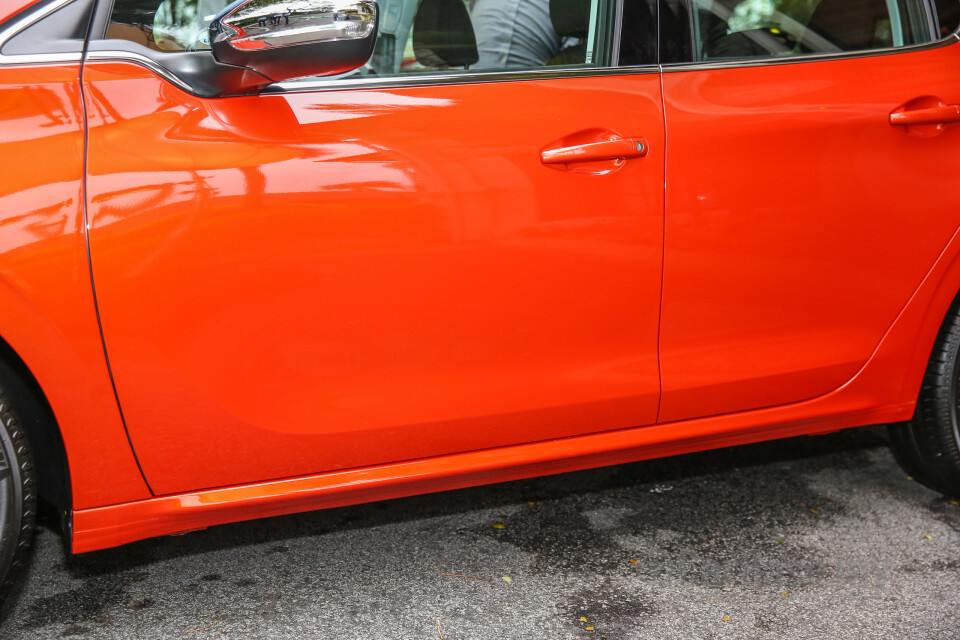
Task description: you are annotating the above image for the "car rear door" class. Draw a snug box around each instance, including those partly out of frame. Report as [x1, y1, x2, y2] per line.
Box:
[657, 0, 960, 423]
[83, 0, 665, 494]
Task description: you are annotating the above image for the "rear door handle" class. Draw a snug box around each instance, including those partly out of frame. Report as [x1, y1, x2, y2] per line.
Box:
[890, 98, 960, 127]
[540, 137, 648, 164]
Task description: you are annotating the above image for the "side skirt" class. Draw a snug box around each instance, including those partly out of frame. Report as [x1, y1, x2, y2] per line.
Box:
[72, 393, 910, 553]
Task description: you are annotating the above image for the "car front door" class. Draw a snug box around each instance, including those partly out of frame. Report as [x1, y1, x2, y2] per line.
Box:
[657, 0, 960, 423]
[83, 0, 665, 494]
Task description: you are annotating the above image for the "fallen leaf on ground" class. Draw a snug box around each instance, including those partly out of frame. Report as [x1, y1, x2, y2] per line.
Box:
[492, 523, 505, 529]
[580, 617, 588, 623]
[502, 576, 512, 582]
[924, 535, 933, 540]
[781, 592, 789, 597]
[721, 617, 731, 622]
[629, 559, 637, 565]
[809, 509, 820, 514]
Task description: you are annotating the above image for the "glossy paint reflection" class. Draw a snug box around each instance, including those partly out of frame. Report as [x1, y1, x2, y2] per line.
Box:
[659, 43, 960, 423]
[0, 66, 150, 508]
[84, 64, 665, 495]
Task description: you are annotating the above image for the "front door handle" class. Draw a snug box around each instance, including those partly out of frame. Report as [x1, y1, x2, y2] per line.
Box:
[540, 137, 648, 164]
[890, 97, 960, 130]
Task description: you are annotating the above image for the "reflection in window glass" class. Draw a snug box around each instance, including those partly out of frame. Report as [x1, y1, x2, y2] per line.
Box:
[692, 0, 933, 61]
[153, 0, 228, 49]
[106, 0, 232, 50]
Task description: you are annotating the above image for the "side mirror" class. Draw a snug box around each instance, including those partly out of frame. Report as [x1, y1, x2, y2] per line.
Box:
[209, 0, 378, 92]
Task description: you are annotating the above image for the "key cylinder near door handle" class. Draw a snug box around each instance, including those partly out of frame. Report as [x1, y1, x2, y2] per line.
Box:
[540, 137, 648, 164]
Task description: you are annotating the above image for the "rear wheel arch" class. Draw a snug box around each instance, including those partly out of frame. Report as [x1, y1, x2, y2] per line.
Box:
[875, 226, 960, 411]
[888, 249, 960, 495]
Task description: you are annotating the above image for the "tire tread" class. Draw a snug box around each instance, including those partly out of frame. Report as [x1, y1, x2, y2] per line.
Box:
[0, 387, 36, 600]
[889, 297, 960, 497]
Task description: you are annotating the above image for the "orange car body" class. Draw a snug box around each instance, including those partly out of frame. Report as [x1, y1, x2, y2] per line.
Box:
[1, 0, 959, 553]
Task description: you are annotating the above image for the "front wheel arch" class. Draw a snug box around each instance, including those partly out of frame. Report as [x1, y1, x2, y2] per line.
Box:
[0, 337, 71, 548]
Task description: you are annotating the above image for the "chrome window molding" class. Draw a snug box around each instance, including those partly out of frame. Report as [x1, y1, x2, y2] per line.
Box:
[85, 50, 195, 92]
[77, 49, 658, 96]
[0, 0, 81, 64]
[267, 65, 660, 93]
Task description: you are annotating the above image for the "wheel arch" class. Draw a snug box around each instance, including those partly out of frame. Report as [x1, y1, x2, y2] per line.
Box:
[0, 259, 152, 516]
[876, 224, 960, 410]
[0, 333, 72, 545]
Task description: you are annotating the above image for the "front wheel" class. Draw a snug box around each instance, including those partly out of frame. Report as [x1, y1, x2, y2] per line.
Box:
[0, 386, 36, 600]
[889, 297, 960, 497]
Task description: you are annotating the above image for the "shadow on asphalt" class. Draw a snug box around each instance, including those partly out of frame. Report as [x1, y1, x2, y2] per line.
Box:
[56, 426, 892, 579]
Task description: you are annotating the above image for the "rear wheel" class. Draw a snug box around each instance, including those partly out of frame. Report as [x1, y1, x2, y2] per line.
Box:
[889, 297, 960, 497]
[0, 387, 36, 600]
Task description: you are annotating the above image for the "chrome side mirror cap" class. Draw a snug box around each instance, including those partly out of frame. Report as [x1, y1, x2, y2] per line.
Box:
[209, 0, 378, 92]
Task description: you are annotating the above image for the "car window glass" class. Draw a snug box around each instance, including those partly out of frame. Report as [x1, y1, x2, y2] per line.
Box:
[934, 0, 960, 36]
[691, 0, 933, 61]
[105, 0, 223, 50]
[104, 0, 640, 73]
[617, 0, 660, 65]
[657, 0, 692, 63]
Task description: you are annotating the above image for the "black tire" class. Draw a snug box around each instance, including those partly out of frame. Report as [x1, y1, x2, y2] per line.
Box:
[0, 386, 36, 600]
[889, 296, 960, 497]
[888, 419, 933, 483]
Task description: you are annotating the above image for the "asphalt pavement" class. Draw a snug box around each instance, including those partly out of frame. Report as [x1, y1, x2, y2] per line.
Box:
[0, 425, 957, 639]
